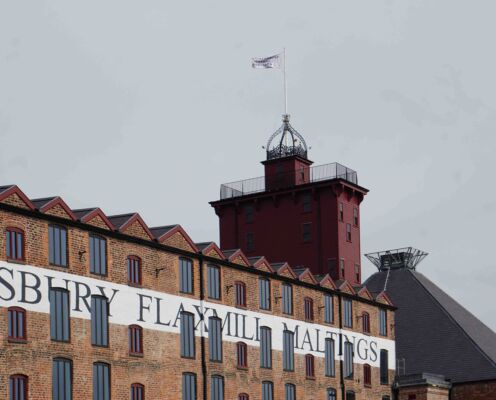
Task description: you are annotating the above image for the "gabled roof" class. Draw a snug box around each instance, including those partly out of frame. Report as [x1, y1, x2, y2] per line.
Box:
[293, 268, 318, 285]
[72, 207, 114, 230]
[365, 268, 496, 383]
[222, 249, 250, 266]
[248, 256, 274, 273]
[150, 225, 198, 252]
[107, 213, 154, 240]
[316, 274, 337, 290]
[149, 225, 178, 240]
[274, 262, 297, 279]
[31, 196, 76, 221]
[336, 279, 355, 294]
[196, 242, 224, 259]
[0, 185, 35, 210]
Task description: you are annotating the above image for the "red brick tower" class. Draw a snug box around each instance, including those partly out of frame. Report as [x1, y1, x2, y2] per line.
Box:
[210, 115, 368, 283]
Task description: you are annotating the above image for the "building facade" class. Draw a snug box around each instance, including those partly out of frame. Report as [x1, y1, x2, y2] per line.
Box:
[0, 184, 395, 399]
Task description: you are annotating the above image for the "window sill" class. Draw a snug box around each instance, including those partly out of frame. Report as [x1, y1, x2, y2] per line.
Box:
[6, 259, 26, 265]
[49, 263, 69, 269]
[237, 366, 248, 370]
[128, 282, 143, 288]
[306, 376, 316, 381]
[364, 384, 372, 388]
[8, 338, 27, 344]
[129, 352, 144, 358]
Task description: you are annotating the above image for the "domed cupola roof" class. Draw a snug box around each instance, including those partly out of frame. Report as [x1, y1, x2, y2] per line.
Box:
[266, 114, 308, 161]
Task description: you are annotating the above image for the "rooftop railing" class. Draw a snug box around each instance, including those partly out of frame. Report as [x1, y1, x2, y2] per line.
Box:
[219, 162, 358, 200]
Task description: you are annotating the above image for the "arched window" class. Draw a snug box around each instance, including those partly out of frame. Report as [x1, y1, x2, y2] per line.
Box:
[127, 256, 142, 285]
[346, 390, 356, 400]
[8, 307, 27, 341]
[239, 394, 249, 400]
[129, 325, 143, 355]
[9, 374, 28, 400]
[304, 297, 314, 321]
[305, 354, 315, 378]
[363, 363, 372, 386]
[327, 388, 337, 400]
[6, 227, 25, 262]
[237, 342, 248, 368]
[235, 281, 247, 307]
[53, 358, 72, 399]
[131, 383, 144, 400]
[362, 312, 370, 334]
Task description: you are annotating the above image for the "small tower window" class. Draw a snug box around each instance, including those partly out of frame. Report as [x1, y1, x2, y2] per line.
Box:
[353, 207, 359, 226]
[339, 203, 344, 221]
[346, 224, 352, 242]
[302, 223, 312, 242]
[362, 312, 370, 334]
[303, 193, 312, 212]
[340, 259, 345, 279]
[355, 264, 360, 283]
[246, 233, 254, 252]
[245, 204, 254, 223]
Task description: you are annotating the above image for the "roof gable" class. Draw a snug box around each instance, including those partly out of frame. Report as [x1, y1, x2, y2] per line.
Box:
[152, 225, 198, 252]
[318, 274, 337, 290]
[375, 291, 394, 306]
[297, 268, 318, 285]
[197, 242, 224, 259]
[108, 213, 153, 240]
[248, 257, 274, 273]
[223, 249, 250, 267]
[276, 263, 297, 279]
[357, 286, 374, 301]
[73, 208, 114, 230]
[338, 280, 355, 294]
[31, 196, 76, 220]
[0, 185, 35, 210]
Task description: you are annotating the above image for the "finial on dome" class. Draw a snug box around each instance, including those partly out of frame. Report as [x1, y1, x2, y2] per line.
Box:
[265, 114, 308, 161]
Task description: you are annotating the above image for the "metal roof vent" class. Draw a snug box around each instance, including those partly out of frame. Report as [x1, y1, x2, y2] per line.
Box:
[265, 114, 308, 160]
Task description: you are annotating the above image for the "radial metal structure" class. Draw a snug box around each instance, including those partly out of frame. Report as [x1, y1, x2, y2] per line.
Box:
[365, 247, 428, 272]
[266, 114, 308, 160]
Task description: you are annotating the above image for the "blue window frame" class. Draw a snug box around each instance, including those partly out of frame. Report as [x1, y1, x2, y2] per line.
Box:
[283, 330, 294, 371]
[324, 294, 333, 324]
[93, 362, 110, 400]
[260, 326, 272, 368]
[211, 375, 224, 400]
[379, 309, 388, 336]
[380, 349, 389, 384]
[180, 312, 195, 358]
[50, 288, 70, 342]
[282, 283, 293, 315]
[49, 225, 68, 267]
[209, 317, 222, 362]
[259, 278, 271, 310]
[285, 384, 295, 400]
[180, 258, 193, 294]
[207, 265, 220, 300]
[53, 358, 72, 400]
[89, 235, 107, 276]
[325, 338, 335, 377]
[344, 341, 354, 379]
[327, 388, 337, 400]
[262, 381, 273, 400]
[343, 298, 353, 328]
[182, 373, 196, 400]
[91, 296, 109, 347]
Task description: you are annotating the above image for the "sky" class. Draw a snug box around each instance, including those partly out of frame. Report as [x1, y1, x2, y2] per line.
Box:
[1, 1, 495, 331]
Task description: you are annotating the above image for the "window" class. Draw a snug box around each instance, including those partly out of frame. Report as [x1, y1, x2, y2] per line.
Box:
[235, 281, 246, 307]
[344, 341, 354, 378]
[354, 264, 360, 283]
[327, 388, 337, 400]
[282, 283, 293, 315]
[363, 364, 371, 386]
[305, 354, 315, 378]
[9, 375, 28, 400]
[179, 258, 193, 294]
[346, 223, 352, 242]
[324, 294, 333, 324]
[93, 362, 110, 400]
[362, 312, 370, 334]
[325, 338, 335, 377]
[343, 298, 353, 328]
[340, 259, 345, 279]
[89, 235, 107, 276]
[245, 204, 254, 223]
[237, 342, 247, 368]
[49, 225, 68, 267]
[302, 223, 311, 242]
[53, 358, 72, 400]
[285, 384, 295, 400]
[207, 265, 221, 300]
[91, 295, 108, 347]
[339, 203, 344, 221]
[384, 397, 392, 400]
[239, 394, 249, 400]
[209, 317, 222, 362]
[211, 375, 224, 400]
[6, 227, 24, 262]
[346, 391, 356, 400]
[127, 256, 142, 286]
[49, 288, 70, 342]
[379, 309, 388, 336]
[380, 349, 389, 384]
[8, 307, 26, 341]
[180, 312, 195, 358]
[259, 326, 272, 368]
[353, 207, 359, 226]
[283, 330, 294, 371]
[129, 325, 143, 355]
[304, 297, 314, 321]
[131, 384, 144, 400]
[259, 278, 271, 310]
[303, 193, 312, 212]
[262, 381, 273, 400]
[246, 233, 254, 252]
[182, 373, 196, 400]
[328, 258, 337, 276]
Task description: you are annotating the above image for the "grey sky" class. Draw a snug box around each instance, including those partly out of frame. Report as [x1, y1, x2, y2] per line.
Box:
[1, 1, 495, 330]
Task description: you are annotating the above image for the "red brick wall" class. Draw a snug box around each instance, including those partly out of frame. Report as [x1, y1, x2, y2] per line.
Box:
[451, 381, 496, 400]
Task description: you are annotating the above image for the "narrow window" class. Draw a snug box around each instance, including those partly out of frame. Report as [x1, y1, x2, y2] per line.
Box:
[339, 203, 344, 221]
[262, 381, 273, 400]
[259, 326, 272, 368]
[127, 256, 142, 286]
[346, 223, 352, 242]
[283, 330, 294, 371]
[207, 265, 221, 300]
[259, 278, 271, 310]
[6, 227, 24, 262]
[379, 309, 388, 336]
[282, 283, 293, 315]
[129, 325, 143, 355]
[182, 373, 196, 400]
[362, 312, 370, 334]
[354, 264, 360, 283]
[302, 223, 311, 242]
[304, 297, 314, 321]
[380, 349, 389, 384]
[246, 232, 254, 252]
[53, 358, 72, 400]
[305, 354, 315, 378]
[180, 312, 195, 358]
[346, 391, 356, 400]
[239, 394, 249, 400]
[93, 362, 110, 400]
[344, 341, 354, 379]
[285, 384, 295, 400]
[180, 258, 193, 294]
[324, 294, 333, 324]
[328, 258, 337, 276]
[343, 298, 353, 328]
[325, 338, 335, 377]
[340, 258, 345, 279]
[131, 383, 144, 400]
[211, 375, 224, 400]
[353, 207, 359, 226]
[303, 193, 312, 212]
[49, 225, 68, 267]
[245, 204, 254, 223]
[91, 295, 109, 347]
[89, 235, 107, 276]
[327, 388, 337, 400]
[9, 375, 28, 400]
[237, 342, 247, 368]
[363, 364, 371, 387]
[49, 288, 70, 342]
[8, 307, 27, 341]
[208, 317, 222, 362]
[235, 281, 246, 307]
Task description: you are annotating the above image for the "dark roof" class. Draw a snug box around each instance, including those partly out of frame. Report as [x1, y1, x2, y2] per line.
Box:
[222, 249, 239, 258]
[107, 213, 136, 230]
[195, 242, 214, 251]
[31, 197, 57, 209]
[0, 185, 14, 192]
[149, 225, 178, 239]
[72, 208, 97, 220]
[364, 268, 496, 383]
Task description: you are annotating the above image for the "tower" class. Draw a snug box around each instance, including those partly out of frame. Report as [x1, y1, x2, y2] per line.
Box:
[210, 115, 368, 283]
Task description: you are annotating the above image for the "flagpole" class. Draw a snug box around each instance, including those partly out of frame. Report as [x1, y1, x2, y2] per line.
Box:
[283, 47, 288, 115]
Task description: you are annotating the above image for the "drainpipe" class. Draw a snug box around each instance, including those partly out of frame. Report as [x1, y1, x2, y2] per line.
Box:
[199, 256, 208, 400]
[338, 293, 345, 400]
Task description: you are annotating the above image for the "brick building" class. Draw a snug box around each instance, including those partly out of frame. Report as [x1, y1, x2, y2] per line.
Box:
[0, 182, 396, 399]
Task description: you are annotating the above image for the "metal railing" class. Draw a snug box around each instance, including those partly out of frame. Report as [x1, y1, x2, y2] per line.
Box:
[220, 162, 358, 200]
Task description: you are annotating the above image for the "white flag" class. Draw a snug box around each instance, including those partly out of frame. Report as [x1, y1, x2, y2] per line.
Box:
[252, 53, 282, 69]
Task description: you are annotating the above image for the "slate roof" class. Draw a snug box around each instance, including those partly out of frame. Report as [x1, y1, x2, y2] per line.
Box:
[364, 268, 496, 383]
[72, 208, 98, 220]
[107, 213, 136, 230]
[149, 225, 178, 239]
[31, 197, 57, 209]
[195, 242, 214, 251]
